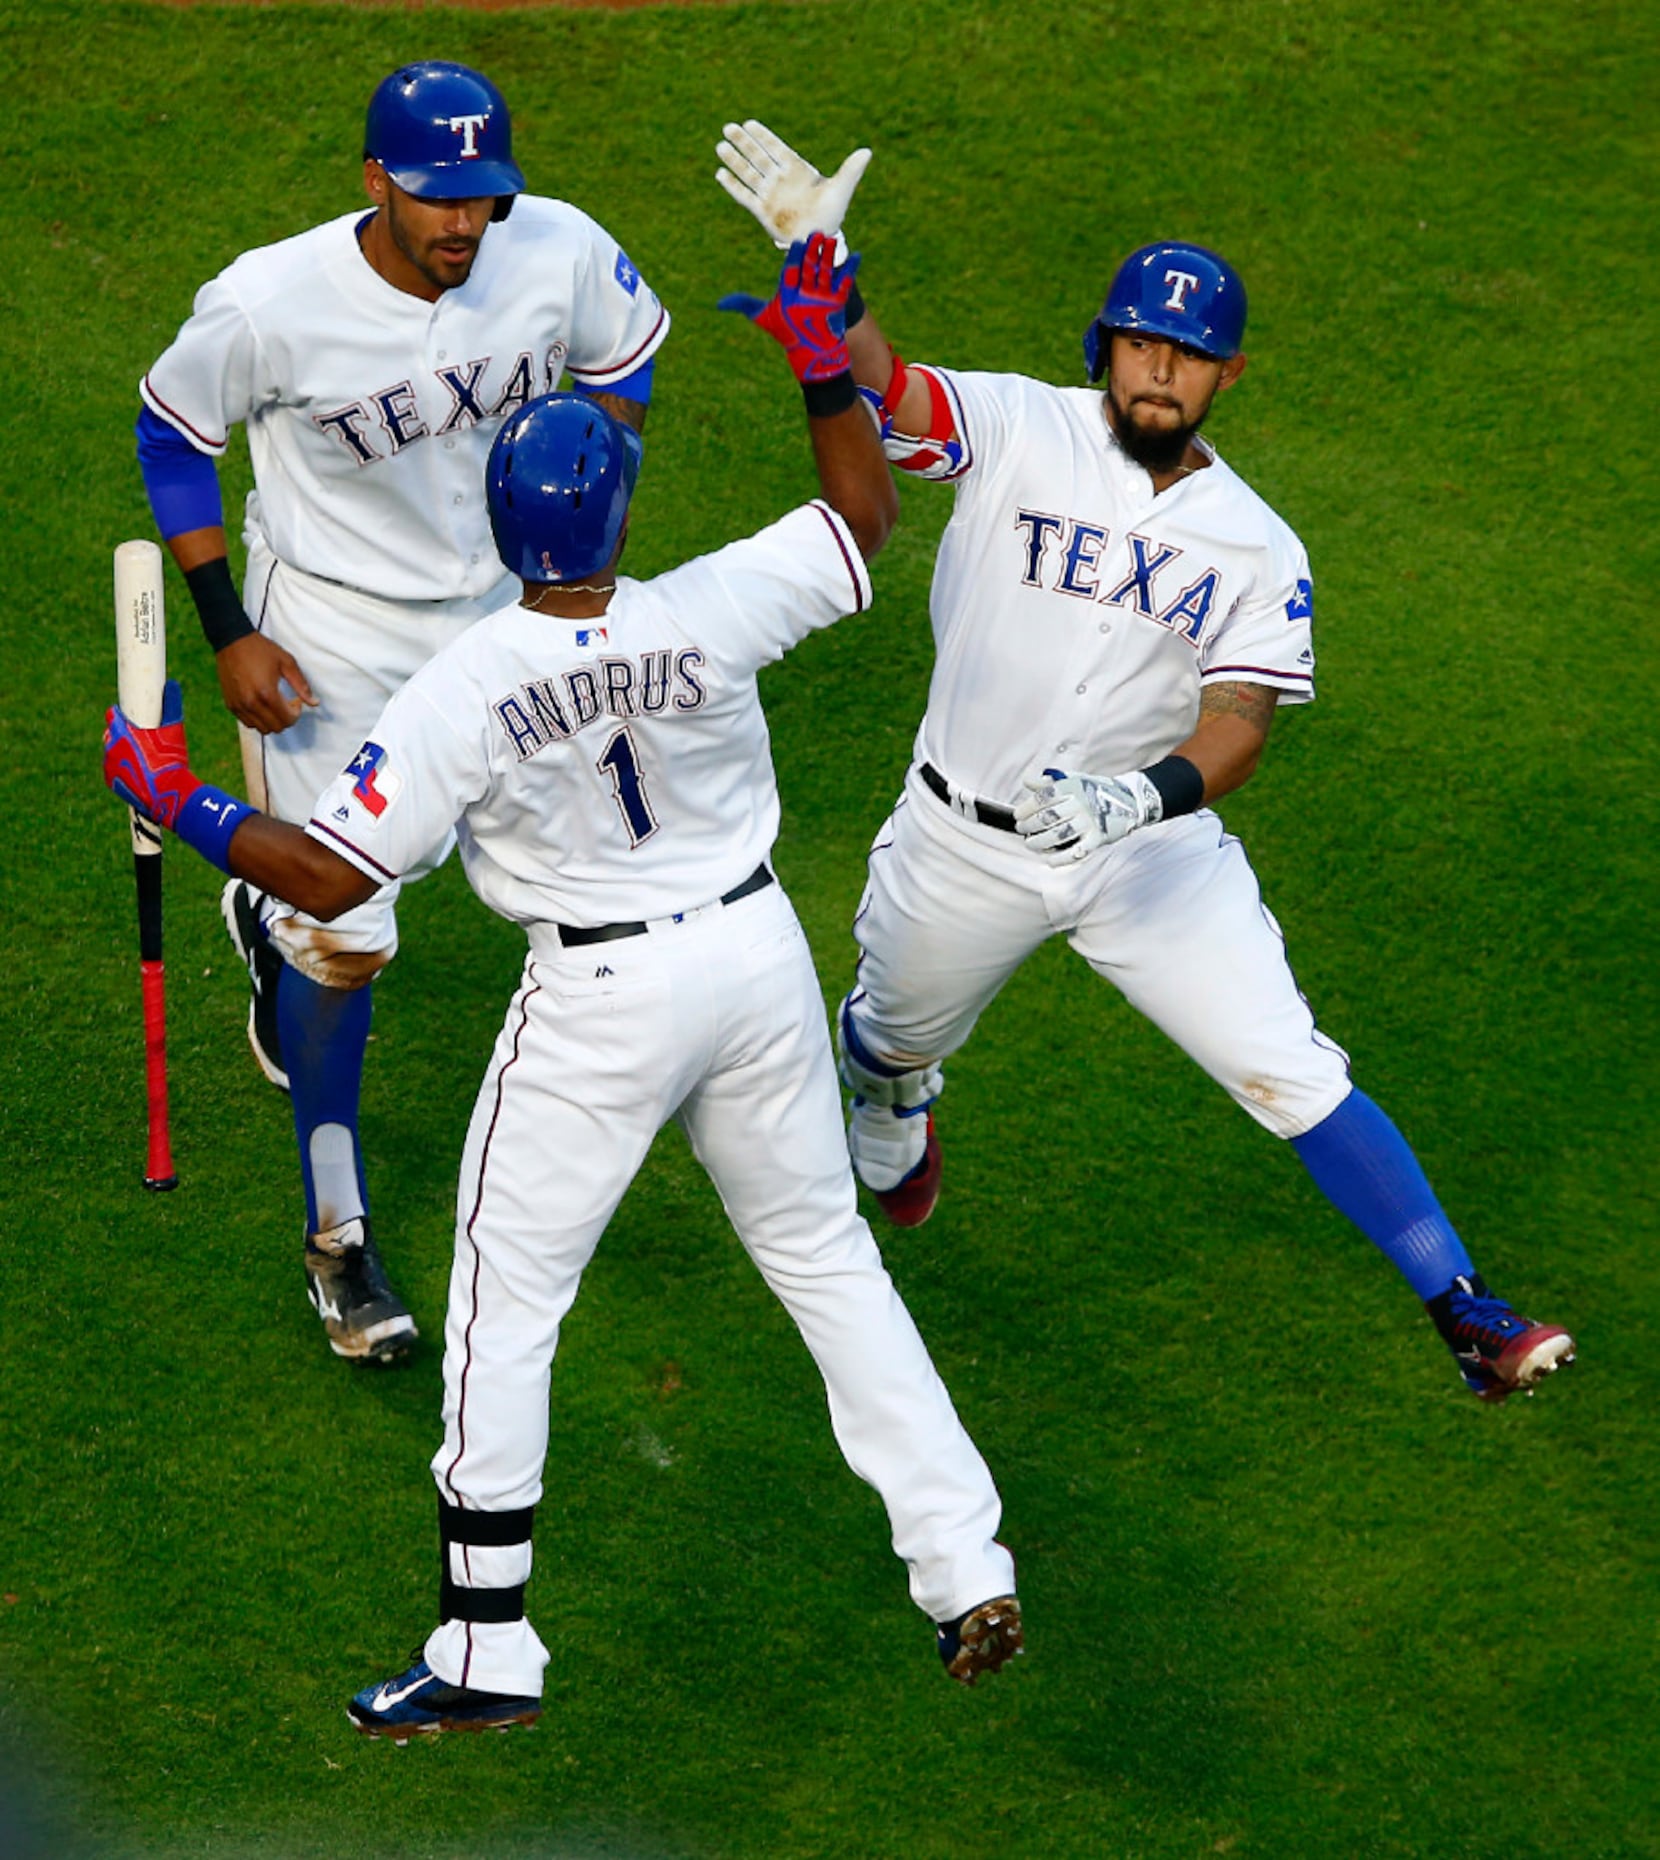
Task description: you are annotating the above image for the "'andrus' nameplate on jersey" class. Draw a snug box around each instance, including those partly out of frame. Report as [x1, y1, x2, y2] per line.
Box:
[494, 648, 708, 761]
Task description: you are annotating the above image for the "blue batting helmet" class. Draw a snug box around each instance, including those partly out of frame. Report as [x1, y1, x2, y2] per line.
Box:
[364, 62, 525, 219]
[487, 394, 644, 584]
[1083, 243, 1247, 379]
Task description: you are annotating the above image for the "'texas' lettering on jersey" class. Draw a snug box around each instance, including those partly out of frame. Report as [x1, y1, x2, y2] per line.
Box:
[493, 648, 707, 762]
[311, 343, 570, 466]
[1013, 510, 1221, 646]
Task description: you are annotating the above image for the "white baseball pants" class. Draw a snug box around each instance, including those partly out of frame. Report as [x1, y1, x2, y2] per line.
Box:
[424, 880, 1014, 1697]
[849, 767, 1352, 1146]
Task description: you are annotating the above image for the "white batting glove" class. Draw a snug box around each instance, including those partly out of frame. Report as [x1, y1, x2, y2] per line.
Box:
[1014, 768, 1163, 863]
[715, 120, 871, 260]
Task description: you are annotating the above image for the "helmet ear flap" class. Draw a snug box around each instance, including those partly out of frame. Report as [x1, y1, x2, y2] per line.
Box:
[1082, 319, 1107, 384]
[491, 195, 515, 224]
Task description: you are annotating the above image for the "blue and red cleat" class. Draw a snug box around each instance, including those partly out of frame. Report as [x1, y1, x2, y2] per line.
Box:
[1426, 1273, 1575, 1402]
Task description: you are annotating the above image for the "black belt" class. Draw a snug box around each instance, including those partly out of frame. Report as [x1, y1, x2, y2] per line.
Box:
[555, 863, 774, 948]
[918, 761, 1018, 833]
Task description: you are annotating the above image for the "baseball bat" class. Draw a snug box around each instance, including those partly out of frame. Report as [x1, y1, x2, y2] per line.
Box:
[113, 539, 179, 1192]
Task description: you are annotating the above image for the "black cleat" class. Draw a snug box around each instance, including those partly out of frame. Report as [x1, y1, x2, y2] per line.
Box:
[937, 1594, 1023, 1686]
[305, 1217, 417, 1362]
[348, 1654, 539, 1742]
[221, 878, 289, 1091]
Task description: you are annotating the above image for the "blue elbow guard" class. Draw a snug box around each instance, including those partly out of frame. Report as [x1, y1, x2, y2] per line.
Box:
[136, 406, 224, 538]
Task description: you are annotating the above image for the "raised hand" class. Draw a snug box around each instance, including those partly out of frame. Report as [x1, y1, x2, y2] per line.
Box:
[715, 120, 871, 253]
[718, 233, 861, 383]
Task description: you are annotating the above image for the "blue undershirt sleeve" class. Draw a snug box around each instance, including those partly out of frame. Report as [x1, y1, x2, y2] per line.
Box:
[136, 406, 225, 539]
[588, 356, 654, 408]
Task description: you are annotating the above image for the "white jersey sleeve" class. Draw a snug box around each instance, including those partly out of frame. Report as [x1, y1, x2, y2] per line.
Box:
[646, 500, 872, 674]
[1197, 532, 1316, 705]
[141, 270, 273, 457]
[305, 681, 488, 890]
[557, 211, 671, 389]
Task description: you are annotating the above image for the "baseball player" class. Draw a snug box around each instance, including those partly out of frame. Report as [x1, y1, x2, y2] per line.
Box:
[716, 126, 1574, 1404]
[104, 236, 1023, 1739]
[136, 62, 670, 1362]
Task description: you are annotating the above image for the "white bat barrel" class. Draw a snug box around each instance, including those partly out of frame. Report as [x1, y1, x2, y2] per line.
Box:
[113, 540, 168, 858]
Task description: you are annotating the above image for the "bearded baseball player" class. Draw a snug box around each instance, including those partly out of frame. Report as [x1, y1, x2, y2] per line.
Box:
[136, 62, 669, 1363]
[104, 235, 1023, 1738]
[716, 125, 1574, 1404]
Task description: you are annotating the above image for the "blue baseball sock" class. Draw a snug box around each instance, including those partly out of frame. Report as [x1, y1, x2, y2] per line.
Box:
[277, 965, 372, 1237]
[1289, 1088, 1474, 1300]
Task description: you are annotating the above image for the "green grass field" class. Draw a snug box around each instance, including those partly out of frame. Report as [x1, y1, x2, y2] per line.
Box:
[3, 1, 1656, 1854]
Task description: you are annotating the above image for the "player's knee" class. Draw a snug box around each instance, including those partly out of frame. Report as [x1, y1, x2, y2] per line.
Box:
[268, 922, 395, 991]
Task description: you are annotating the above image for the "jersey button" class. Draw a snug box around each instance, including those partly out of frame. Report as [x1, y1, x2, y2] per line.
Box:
[1075, 683, 1087, 694]
[453, 494, 464, 506]
[1099, 621, 1111, 633]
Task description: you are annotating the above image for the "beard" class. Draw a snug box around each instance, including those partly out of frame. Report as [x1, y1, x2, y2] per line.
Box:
[1105, 390, 1206, 473]
[387, 197, 480, 293]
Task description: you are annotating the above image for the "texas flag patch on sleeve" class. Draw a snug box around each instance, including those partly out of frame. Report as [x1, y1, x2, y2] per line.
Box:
[346, 740, 402, 823]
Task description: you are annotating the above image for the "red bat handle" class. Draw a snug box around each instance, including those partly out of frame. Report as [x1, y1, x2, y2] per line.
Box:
[140, 960, 177, 1190]
[134, 849, 178, 1192]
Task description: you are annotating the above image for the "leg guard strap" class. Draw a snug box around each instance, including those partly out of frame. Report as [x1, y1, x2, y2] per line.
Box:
[440, 1577, 527, 1624]
[439, 1497, 536, 1548]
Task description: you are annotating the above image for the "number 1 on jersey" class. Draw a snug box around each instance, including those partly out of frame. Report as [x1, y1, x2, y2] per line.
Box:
[597, 726, 659, 847]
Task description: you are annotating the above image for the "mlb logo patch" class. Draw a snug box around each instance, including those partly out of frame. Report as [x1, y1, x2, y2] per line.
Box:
[1285, 577, 1314, 623]
[347, 740, 402, 822]
[614, 250, 640, 298]
[575, 626, 609, 647]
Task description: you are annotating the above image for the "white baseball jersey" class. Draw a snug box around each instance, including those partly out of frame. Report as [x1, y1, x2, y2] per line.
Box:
[908, 369, 1316, 799]
[303, 502, 870, 919]
[843, 365, 1350, 1177]
[141, 197, 669, 603]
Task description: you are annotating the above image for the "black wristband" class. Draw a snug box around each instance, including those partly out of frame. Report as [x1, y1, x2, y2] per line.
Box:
[843, 279, 867, 330]
[802, 370, 858, 417]
[1143, 754, 1205, 820]
[183, 556, 256, 652]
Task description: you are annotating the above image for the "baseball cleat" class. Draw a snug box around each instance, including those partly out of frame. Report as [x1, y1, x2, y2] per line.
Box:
[1425, 1273, 1575, 1402]
[872, 1112, 943, 1228]
[221, 878, 289, 1092]
[347, 1655, 540, 1742]
[305, 1217, 417, 1362]
[937, 1594, 1023, 1686]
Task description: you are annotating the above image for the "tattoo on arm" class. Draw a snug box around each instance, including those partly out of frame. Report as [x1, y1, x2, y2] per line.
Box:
[589, 392, 647, 434]
[1199, 681, 1278, 737]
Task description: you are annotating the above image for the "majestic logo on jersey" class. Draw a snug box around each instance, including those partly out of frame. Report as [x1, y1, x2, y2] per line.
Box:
[614, 251, 641, 299]
[1285, 578, 1313, 623]
[312, 346, 569, 466]
[1012, 510, 1222, 646]
[492, 648, 707, 763]
[448, 113, 489, 158]
[1163, 269, 1201, 311]
[346, 740, 402, 821]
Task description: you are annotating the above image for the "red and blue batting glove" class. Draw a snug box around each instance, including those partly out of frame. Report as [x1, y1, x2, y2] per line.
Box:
[719, 232, 861, 405]
[104, 677, 256, 872]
